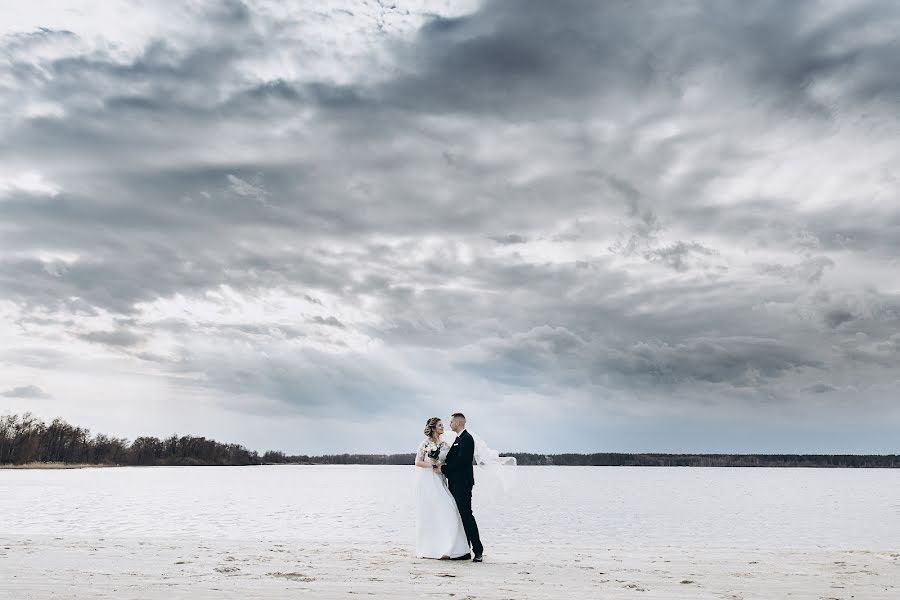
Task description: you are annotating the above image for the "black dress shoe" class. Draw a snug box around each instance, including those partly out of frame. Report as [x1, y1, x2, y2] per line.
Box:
[450, 553, 471, 561]
[472, 554, 483, 563]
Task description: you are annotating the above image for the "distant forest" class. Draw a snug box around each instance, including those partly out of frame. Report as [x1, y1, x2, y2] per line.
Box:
[1, 413, 897, 468]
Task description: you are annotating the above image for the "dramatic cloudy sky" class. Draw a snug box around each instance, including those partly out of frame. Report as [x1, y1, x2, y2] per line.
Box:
[2, 0, 899, 454]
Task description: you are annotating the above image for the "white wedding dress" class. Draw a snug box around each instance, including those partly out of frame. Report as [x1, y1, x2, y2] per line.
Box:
[414, 436, 470, 559]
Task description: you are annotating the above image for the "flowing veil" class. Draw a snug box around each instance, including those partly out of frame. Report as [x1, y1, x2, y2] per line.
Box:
[441, 430, 517, 495]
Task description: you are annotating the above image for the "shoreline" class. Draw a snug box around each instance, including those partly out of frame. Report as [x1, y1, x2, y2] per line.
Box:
[0, 462, 119, 470]
[3, 461, 899, 470]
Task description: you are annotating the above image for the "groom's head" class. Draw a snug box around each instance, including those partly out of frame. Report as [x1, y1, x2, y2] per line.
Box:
[450, 412, 466, 432]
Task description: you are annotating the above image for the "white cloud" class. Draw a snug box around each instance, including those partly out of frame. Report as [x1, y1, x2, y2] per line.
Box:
[0, 171, 61, 197]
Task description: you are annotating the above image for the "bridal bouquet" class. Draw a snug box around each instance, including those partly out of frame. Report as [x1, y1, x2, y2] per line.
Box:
[425, 440, 445, 463]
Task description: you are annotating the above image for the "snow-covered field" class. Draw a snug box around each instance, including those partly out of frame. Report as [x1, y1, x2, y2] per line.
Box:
[2, 465, 898, 598]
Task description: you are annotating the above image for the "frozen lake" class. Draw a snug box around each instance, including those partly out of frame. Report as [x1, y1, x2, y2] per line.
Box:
[2, 465, 897, 550]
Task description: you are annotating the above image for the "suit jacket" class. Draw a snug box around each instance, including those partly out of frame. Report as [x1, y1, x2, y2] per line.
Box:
[441, 429, 475, 489]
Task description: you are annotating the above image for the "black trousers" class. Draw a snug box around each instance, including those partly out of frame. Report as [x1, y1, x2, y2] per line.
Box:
[449, 482, 482, 555]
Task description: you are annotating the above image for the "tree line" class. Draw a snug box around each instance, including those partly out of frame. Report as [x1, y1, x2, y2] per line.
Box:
[0, 413, 259, 466]
[504, 452, 900, 468]
[262, 450, 899, 468]
[2, 413, 897, 468]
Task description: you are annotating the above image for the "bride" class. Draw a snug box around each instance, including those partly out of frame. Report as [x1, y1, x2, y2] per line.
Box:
[414, 417, 470, 559]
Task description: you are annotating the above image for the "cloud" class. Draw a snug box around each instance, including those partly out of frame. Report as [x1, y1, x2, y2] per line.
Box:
[77, 328, 146, 348]
[643, 241, 718, 272]
[757, 256, 835, 284]
[226, 174, 271, 207]
[804, 383, 836, 394]
[824, 309, 856, 329]
[1, 385, 50, 399]
[606, 336, 825, 386]
[0, 171, 61, 197]
[0, 0, 898, 452]
[491, 234, 528, 245]
[310, 316, 345, 328]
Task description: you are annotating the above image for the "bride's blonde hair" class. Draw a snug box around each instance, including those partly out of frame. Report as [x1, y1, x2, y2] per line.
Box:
[423, 417, 441, 439]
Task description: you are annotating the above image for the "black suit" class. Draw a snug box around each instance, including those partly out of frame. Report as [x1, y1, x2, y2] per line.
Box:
[441, 430, 482, 555]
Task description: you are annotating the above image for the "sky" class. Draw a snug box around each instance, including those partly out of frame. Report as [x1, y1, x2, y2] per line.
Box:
[1, 0, 899, 455]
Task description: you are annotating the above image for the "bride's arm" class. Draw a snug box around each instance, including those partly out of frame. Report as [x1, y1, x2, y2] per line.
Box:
[414, 442, 433, 469]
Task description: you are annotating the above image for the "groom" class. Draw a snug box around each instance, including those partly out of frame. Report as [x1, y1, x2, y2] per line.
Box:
[437, 412, 483, 562]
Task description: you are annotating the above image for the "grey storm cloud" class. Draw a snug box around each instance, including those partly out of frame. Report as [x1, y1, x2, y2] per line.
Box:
[642, 242, 718, 273]
[756, 256, 836, 285]
[824, 309, 856, 329]
[77, 328, 147, 348]
[456, 327, 825, 391]
[310, 316, 345, 328]
[1, 385, 51, 399]
[491, 234, 528, 245]
[804, 383, 837, 394]
[1, 0, 899, 452]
